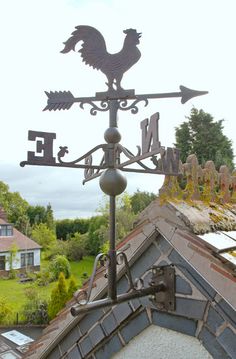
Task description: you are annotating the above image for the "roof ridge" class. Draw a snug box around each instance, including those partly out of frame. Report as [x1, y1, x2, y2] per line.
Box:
[159, 154, 236, 205]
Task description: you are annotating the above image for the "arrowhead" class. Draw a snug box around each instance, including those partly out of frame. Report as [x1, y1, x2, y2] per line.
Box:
[180, 85, 208, 104]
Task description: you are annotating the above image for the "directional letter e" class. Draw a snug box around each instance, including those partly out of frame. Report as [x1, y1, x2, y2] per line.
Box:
[140, 112, 160, 154]
[27, 130, 56, 165]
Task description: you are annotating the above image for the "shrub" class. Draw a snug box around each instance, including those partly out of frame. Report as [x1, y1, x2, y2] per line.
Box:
[31, 223, 56, 250]
[0, 296, 13, 324]
[82, 272, 88, 279]
[9, 268, 17, 279]
[48, 255, 71, 280]
[48, 272, 68, 319]
[22, 285, 49, 324]
[44, 239, 68, 260]
[67, 276, 78, 300]
[101, 240, 109, 254]
[23, 299, 48, 324]
[35, 268, 52, 286]
[66, 232, 88, 261]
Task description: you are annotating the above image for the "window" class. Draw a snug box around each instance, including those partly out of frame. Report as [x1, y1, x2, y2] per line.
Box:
[21, 252, 34, 267]
[0, 225, 13, 236]
[0, 256, 5, 270]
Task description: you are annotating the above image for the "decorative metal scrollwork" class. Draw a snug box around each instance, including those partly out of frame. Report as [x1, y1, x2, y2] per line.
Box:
[116, 251, 136, 291]
[74, 250, 148, 308]
[118, 98, 149, 114]
[83, 154, 105, 184]
[57, 143, 106, 165]
[116, 144, 165, 173]
[79, 100, 110, 115]
[74, 253, 109, 305]
[117, 144, 141, 159]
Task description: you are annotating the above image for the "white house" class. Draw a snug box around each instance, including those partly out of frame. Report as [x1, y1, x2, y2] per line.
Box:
[0, 209, 41, 276]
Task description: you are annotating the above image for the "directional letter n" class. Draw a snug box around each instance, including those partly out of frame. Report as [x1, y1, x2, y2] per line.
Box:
[140, 112, 160, 154]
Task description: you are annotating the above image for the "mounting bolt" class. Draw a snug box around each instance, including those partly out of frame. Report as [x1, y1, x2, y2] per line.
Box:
[157, 302, 165, 310]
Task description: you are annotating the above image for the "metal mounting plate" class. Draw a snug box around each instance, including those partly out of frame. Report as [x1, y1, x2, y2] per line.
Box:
[150, 265, 175, 311]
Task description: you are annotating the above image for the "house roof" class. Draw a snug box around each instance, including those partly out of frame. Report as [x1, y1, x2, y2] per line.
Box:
[23, 155, 236, 359]
[0, 218, 41, 252]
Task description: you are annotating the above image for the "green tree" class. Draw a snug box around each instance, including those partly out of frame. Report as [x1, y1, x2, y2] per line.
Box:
[175, 108, 234, 170]
[96, 193, 136, 244]
[15, 215, 31, 236]
[27, 203, 55, 230]
[86, 215, 108, 255]
[130, 190, 156, 214]
[0, 296, 13, 324]
[48, 272, 68, 319]
[66, 232, 88, 261]
[55, 218, 90, 240]
[45, 239, 68, 260]
[0, 181, 29, 228]
[48, 255, 71, 280]
[67, 276, 78, 300]
[7, 243, 18, 279]
[31, 223, 56, 250]
[116, 193, 136, 241]
[27, 205, 47, 226]
[45, 203, 55, 230]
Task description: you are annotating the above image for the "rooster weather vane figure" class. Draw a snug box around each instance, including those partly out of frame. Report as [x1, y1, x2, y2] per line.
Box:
[61, 26, 141, 95]
[21, 25, 208, 315]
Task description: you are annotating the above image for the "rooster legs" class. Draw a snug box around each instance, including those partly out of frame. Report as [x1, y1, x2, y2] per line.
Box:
[105, 81, 115, 91]
[114, 74, 123, 91]
[105, 75, 124, 92]
[105, 75, 117, 91]
[106, 78, 123, 91]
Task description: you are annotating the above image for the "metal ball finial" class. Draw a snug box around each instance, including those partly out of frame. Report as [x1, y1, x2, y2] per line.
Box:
[104, 127, 121, 144]
[99, 168, 127, 196]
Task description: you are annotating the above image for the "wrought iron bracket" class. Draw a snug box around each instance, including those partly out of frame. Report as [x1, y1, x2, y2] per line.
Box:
[70, 263, 175, 316]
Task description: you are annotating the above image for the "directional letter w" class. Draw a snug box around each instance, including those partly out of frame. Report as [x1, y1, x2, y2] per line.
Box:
[140, 113, 160, 155]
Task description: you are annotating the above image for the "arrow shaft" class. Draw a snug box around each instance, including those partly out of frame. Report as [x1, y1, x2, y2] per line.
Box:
[71, 91, 181, 103]
[44, 86, 208, 111]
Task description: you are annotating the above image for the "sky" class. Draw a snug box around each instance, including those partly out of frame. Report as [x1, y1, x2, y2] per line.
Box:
[0, 0, 236, 219]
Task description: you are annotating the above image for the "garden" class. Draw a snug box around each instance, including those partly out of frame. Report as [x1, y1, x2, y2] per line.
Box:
[0, 256, 94, 325]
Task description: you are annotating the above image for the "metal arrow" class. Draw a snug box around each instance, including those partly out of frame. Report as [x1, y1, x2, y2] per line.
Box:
[43, 85, 208, 112]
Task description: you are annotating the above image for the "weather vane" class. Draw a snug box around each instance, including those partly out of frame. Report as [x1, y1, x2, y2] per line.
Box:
[21, 25, 208, 314]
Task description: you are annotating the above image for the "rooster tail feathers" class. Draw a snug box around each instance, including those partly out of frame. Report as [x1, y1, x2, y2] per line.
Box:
[60, 25, 107, 57]
[61, 37, 78, 53]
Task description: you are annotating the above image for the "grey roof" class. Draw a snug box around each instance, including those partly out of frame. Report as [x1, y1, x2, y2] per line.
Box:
[23, 196, 236, 359]
[0, 218, 41, 252]
[23, 154, 236, 358]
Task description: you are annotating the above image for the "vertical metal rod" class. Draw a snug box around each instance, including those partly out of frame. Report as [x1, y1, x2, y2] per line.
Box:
[107, 99, 119, 300]
[108, 195, 117, 300]
[109, 100, 119, 128]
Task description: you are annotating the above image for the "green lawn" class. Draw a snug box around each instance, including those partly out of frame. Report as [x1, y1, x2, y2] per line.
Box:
[0, 256, 94, 324]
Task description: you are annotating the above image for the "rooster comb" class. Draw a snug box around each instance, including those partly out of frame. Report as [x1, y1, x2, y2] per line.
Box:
[123, 28, 138, 34]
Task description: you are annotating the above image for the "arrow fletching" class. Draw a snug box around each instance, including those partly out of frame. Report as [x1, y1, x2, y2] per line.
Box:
[43, 91, 75, 111]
